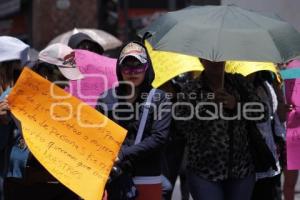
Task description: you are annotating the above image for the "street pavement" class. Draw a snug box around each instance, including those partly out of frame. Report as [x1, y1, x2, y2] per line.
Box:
[172, 174, 300, 200]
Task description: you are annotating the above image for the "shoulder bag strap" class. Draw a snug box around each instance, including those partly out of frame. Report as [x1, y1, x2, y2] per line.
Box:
[134, 89, 157, 145]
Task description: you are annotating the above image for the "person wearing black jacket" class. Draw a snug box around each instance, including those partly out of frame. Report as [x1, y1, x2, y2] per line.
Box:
[159, 73, 193, 200]
[68, 32, 104, 55]
[97, 41, 172, 200]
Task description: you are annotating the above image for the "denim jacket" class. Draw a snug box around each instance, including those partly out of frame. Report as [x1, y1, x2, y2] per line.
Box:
[0, 120, 30, 199]
[255, 81, 285, 179]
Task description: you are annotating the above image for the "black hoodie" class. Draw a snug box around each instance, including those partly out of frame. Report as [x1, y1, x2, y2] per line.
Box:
[96, 41, 171, 177]
[115, 41, 155, 95]
[68, 32, 104, 55]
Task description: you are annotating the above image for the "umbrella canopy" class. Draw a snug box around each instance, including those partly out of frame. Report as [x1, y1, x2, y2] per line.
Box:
[145, 41, 280, 87]
[140, 5, 300, 63]
[145, 41, 202, 88]
[225, 61, 278, 77]
[49, 28, 122, 51]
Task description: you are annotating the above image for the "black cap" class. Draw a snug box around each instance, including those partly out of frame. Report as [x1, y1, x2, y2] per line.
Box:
[68, 32, 104, 55]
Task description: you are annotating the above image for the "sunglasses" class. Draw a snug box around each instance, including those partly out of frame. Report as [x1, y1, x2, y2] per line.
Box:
[120, 64, 148, 75]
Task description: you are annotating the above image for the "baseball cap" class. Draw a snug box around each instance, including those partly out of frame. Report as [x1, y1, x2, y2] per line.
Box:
[39, 43, 84, 80]
[119, 42, 148, 65]
[0, 36, 29, 65]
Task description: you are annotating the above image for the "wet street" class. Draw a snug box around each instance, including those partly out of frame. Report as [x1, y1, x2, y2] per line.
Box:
[172, 174, 300, 200]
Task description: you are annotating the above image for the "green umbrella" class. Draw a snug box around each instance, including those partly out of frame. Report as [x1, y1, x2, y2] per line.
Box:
[140, 5, 300, 63]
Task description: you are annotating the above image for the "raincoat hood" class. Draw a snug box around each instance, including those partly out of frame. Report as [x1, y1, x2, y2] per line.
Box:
[116, 41, 155, 94]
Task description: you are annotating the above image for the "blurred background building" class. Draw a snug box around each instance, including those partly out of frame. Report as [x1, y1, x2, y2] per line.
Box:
[0, 0, 31, 43]
[0, 0, 221, 50]
[3, 0, 300, 51]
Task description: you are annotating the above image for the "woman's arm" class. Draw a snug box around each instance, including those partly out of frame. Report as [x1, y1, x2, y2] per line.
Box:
[119, 92, 172, 163]
[0, 99, 10, 125]
[0, 99, 13, 150]
[235, 74, 269, 122]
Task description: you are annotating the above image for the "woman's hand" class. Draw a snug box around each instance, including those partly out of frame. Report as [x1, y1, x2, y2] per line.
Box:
[215, 89, 237, 110]
[0, 99, 9, 115]
[277, 103, 294, 122]
[102, 190, 108, 200]
[0, 98, 10, 124]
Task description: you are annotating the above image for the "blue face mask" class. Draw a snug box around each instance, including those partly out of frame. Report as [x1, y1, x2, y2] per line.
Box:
[0, 87, 12, 101]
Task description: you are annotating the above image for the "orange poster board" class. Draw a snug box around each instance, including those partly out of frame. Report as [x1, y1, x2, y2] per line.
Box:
[8, 68, 127, 200]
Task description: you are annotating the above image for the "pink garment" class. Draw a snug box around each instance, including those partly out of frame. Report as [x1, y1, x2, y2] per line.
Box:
[286, 60, 300, 169]
[66, 50, 118, 107]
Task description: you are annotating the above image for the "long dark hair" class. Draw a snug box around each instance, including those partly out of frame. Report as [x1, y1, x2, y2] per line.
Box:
[32, 61, 68, 89]
[253, 70, 275, 88]
[0, 60, 21, 89]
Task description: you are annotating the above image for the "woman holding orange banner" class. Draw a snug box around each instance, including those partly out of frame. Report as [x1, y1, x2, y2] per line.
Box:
[97, 41, 172, 200]
[1, 42, 83, 200]
[0, 36, 30, 200]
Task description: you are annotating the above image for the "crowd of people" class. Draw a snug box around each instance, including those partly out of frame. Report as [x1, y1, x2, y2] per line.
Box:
[0, 30, 299, 200]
